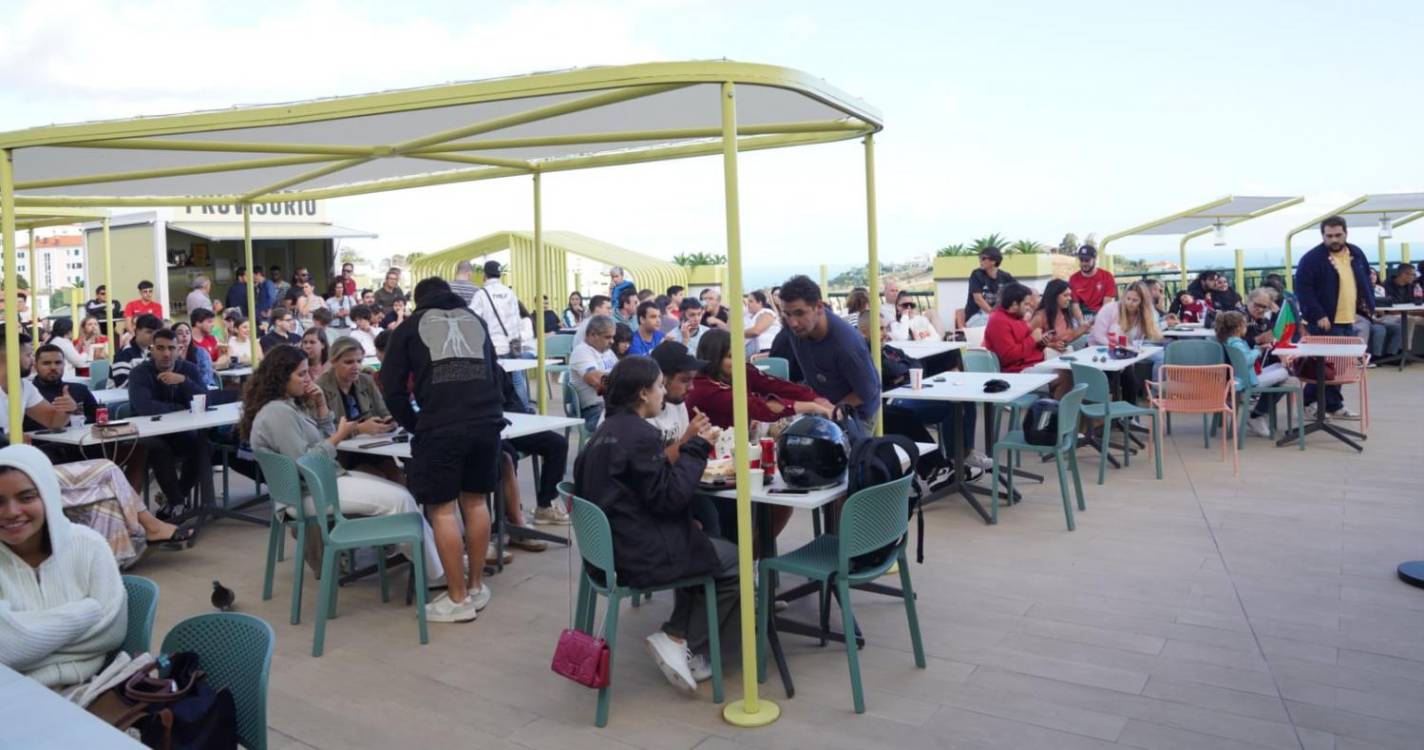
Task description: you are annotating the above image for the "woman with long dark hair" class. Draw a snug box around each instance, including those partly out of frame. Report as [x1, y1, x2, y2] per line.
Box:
[240, 345, 443, 583]
[44, 318, 92, 380]
[574, 356, 734, 693]
[686, 329, 830, 428]
[170, 321, 217, 389]
[1029, 279, 1089, 350]
[612, 322, 634, 358]
[563, 291, 586, 328]
[300, 328, 330, 382]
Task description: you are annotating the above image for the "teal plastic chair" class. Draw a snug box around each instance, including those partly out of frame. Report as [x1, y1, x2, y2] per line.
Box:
[296, 454, 428, 657]
[755, 474, 924, 714]
[558, 481, 724, 727]
[161, 612, 274, 750]
[1162, 339, 1226, 446]
[542, 334, 575, 403]
[989, 384, 1088, 530]
[758, 356, 790, 380]
[961, 347, 1040, 461]
[560, 372, 590, 450]
[254, 451, 315, 625]
[1070, 363, 1163, 484]
[88, 359, 111, 389]
[119, 575, 158, 657]
[1224, 345, 1305, 451]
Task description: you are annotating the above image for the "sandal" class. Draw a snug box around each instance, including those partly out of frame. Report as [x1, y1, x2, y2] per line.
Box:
[153, 521, 199, 550]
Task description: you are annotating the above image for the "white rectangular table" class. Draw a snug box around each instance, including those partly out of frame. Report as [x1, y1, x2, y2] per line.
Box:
[497, 358, 541, 373]
[1372, 303, 1424, 370]
[1162, 327, 1216, 338]
[29, 402, 242, 447]
[705, 442, 937, 510]
[884, 371, 1057, 524]
[1031, 345, 1161, 373]
[92, 387, 131, 405]
[0, 664, 145, 748]
[215, 366, 253, 378]
[886, 339, 968, 359]
[1270, 341, 1368, 451]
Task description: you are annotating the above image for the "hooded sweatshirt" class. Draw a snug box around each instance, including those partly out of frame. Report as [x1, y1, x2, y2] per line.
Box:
[379, 289, 505, 434]
[0, 445, 126, 688]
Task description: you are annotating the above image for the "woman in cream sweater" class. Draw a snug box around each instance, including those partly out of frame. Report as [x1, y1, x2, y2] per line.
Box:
[0, 444, 126, 689]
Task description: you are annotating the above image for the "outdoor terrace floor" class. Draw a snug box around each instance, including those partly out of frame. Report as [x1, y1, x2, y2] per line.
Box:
[136, 368, 1424, 750]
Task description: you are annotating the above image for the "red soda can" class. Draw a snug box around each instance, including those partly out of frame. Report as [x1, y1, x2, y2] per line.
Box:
[760, 438, 776, 481]
[96, 406, 109, 425]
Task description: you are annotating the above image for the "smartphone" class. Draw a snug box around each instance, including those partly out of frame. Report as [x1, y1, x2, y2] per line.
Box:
[393, 434, 411, 443]
[359, 439, 398, 449]
[767, 488, 808, 495]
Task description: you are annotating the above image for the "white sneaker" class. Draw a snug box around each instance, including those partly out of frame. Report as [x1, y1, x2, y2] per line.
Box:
[424, 591, 478, 623]
[687, 653, 713, 682]
[485, 544, 513, 565]
[1246, 415, 1272, 438]
[644, 632, 697, 694]
[533, 505, 572, 526]
[1328, 407, 1360, 421]
[1305, 404, 1319, 421]
[467, 583, 491, 611]
[965, 450, 993, 471]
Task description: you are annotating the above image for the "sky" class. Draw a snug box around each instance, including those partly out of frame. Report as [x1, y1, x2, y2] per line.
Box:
[2, 0, 1422, 272]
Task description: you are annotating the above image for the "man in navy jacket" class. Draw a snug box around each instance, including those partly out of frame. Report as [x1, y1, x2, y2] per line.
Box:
[130, 328, 215, 518]
[1293, 215, 1373, 418]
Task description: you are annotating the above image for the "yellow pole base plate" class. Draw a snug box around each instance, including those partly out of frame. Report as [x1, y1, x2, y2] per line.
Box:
[722, 698, 781, 727]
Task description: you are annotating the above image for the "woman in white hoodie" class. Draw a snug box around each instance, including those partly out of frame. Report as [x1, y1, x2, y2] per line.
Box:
[0, 444, 126, 689]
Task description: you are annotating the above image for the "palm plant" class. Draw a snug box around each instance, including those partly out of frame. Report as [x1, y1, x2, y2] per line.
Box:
[1009, 239, 1045, 255]
[936, 243, 971, 257]
[672, 252, 727, 267]
[969, 233, 1009, 255]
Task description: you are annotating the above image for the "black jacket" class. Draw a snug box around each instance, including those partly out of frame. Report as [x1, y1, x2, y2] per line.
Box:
[259, 330, 301, 353]
[379, 291, 503, 433]
[128, 359, 208, 415]
[574, 412, 716, 589]
[23, 378, 99, 431]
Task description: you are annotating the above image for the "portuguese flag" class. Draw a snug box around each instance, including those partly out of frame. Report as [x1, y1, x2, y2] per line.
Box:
[1272, 300, 1297, 350]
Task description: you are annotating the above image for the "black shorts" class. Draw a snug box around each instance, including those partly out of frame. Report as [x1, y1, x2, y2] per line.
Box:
[407, 425, 503, 505]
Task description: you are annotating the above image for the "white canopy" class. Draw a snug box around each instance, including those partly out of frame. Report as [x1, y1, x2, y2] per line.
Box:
[1134, 196, 1300, 236]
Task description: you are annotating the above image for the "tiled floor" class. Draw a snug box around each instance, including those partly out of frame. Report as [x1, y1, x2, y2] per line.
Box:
[134, 368, 1424, 749]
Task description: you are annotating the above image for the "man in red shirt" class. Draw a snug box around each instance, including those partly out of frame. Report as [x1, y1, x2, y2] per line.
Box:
[123, 280, 164, 325]
[340, 262, 357, 297]
[1068, 245, 1117, 318]
[982, 283, 1046, 373]
[189, 308, 224, 366]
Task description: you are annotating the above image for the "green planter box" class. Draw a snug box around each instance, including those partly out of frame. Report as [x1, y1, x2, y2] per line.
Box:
[688, 264, 725, 285]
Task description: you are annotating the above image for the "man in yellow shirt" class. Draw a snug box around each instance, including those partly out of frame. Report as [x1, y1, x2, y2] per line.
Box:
[1293, 215, 1373, 420]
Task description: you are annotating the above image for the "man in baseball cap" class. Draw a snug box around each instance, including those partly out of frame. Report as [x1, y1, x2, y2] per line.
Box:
[647, 341, 711, 460]
[1069, 244, 1117, 319]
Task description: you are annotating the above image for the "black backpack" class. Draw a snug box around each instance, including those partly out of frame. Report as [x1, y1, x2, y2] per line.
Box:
[1022, 398, 1060, 446]
[837, 407, 928, 565]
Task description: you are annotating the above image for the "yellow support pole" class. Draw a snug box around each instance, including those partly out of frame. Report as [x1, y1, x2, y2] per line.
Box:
[102, 217, 113, 354]
[3, 149, 22, 443]
[1234, 249, 1245, 295]
[819, 264, 828, 295]
[865, 134, 883, 437]
[1403, 242, 1411, 265]
[533, 172, 547, 413]
[1378, 235, 1387, 274]
[1178, 234, 1191, 286]
[28, 229, 38, 342]
[243, 205, 259, 367]
[719, 80, 779, 729]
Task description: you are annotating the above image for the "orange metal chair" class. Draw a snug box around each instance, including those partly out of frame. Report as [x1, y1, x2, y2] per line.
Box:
[1298, 334, 1370, 435]
[1147, 364, 1238, 475]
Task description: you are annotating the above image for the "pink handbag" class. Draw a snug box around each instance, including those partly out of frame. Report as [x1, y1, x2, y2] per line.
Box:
[551, 628, 610, 688]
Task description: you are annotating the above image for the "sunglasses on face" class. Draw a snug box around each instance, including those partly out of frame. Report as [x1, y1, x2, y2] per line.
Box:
[899, 302, 916, 309]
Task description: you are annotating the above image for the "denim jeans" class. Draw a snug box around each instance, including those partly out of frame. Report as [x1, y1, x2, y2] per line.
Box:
[1302, 323, 1352, 412]
[580, 404, 604, 435]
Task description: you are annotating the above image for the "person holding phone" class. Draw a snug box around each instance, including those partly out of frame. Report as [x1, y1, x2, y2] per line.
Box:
[316, 337, 401, 481]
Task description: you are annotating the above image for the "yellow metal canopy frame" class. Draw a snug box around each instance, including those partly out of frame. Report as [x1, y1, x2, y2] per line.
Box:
[410, 230, 688, 311]
[1, 207, 113, 346]
[1098, 195, 1303, 290]
[0, 61, 886, 726]
[1282, 192, 1424, 290]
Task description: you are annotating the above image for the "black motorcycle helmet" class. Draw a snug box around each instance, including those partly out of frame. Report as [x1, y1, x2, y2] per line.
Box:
[776, 415, 850, 488]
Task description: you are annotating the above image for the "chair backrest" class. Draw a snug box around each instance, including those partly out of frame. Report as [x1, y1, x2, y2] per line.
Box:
[759, 356, 790, 380]
[568, 494, 618, 588]
[960, 347, 1000, 373]
[1068, 362, 1111, 404]
[120, 575, 158, 657]
[544, 333, 575, 360]
[252, 451, 305, 518]
[1151, 364, 1233, 413]
[1223, 344, 1252, 391]
[112, 401, 133, 420]
[1164, 339, 1225, 366]
[1300, 334, 1365, 381]
[160, 612, 274, 750]
[560, 371, 579, 420]
[1055, 383, 1088, 450]
[837, 474, 914, 568]
[961, 325, 986, 348]
[295, 454, 346, 542]
[88, 359, 111, 389]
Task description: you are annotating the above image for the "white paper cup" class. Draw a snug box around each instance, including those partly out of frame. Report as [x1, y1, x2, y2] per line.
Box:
[69, 415, 85, 430]
[909, 368, 924, 390]
[191, 393, 207, 415]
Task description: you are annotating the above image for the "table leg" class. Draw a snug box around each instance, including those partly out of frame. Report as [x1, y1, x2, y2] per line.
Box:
[1278, 354, 1365, 452]
[754, 498, 795, 697]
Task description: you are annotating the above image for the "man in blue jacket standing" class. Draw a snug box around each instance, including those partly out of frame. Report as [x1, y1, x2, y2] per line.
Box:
[1293, 215, 1373, 420]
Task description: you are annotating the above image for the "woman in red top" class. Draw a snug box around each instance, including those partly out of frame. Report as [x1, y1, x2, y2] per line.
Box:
[685, 329, 832, 429]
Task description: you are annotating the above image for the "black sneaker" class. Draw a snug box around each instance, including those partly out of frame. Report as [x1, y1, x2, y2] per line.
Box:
[958, 465, 985, 483]
[922, 466, 955, 492]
